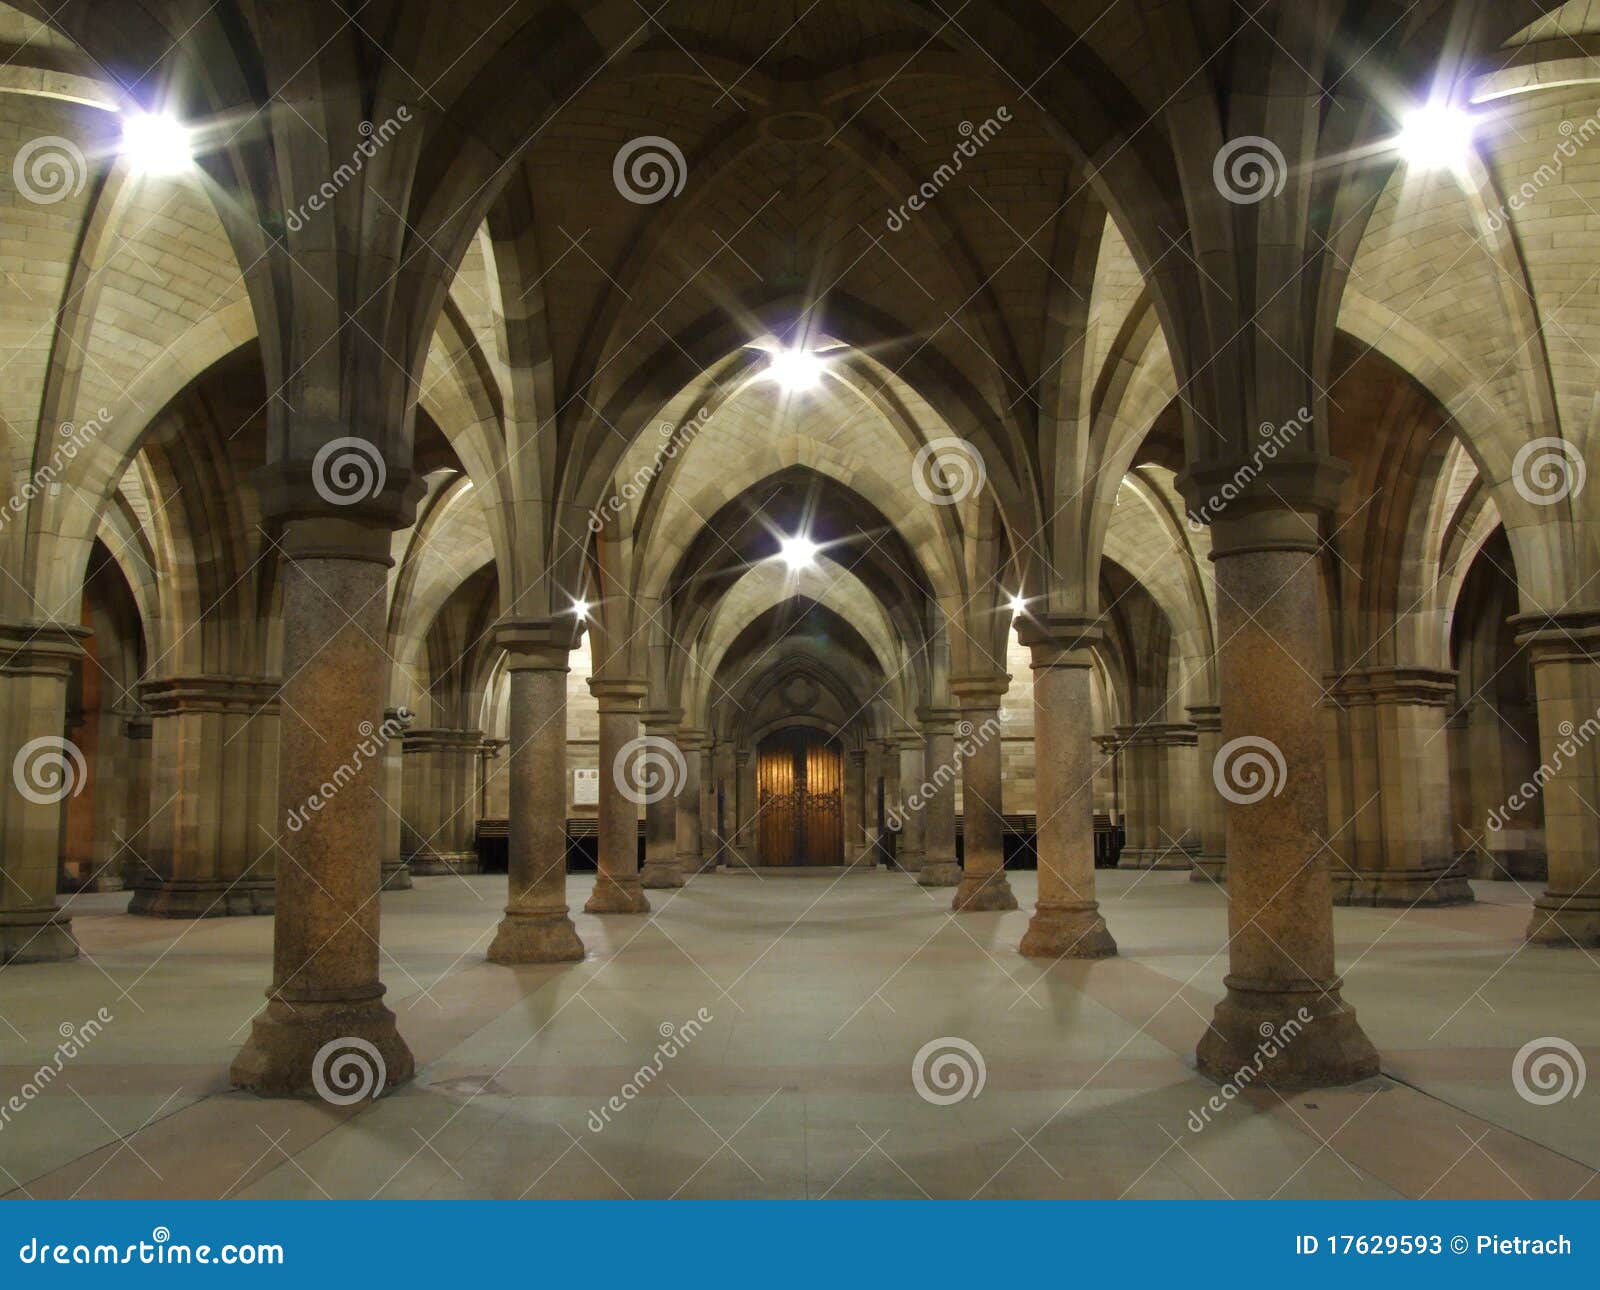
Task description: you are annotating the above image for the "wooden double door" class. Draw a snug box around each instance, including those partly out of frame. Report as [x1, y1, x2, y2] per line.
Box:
[756, 728, 843, 866]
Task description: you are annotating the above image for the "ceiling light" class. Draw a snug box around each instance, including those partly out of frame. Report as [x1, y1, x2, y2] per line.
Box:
[777, 534, 819, 572]
[1395, 104, 1474, 172]
[764, 348, 827, 394]
[1008, 594, 1027, 615]
[120, 112, 194, 176]
[571, 599, 590, 618]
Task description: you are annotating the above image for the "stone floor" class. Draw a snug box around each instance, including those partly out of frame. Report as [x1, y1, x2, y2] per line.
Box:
[2, 869, 1596, 1200]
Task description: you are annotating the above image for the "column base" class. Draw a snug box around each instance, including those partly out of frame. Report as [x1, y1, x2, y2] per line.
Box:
[584, 876, 650, 913]
[127, 879, 274, 919]
[1118, 848, 1191, 870]
[682, 854, 718, 875]
[1333, 866, 1474, 907]
[0, 907, 78, 964]
[917, 861, 961, 888]
[1196, 976, 1379, 1090]
[487, 909, 585, 963]
[1190, 856, 1227, 883]
[1526, 892, 1600, 948]
[406, 852, 480, 877]
[381, 861, 414, 891]
[897, 854, 925, 876]
[1019, 901, 1117, 959]
[953, 872, 1018, 910]
[230, 993, 414, 1100]
[640, 860, 684, 889]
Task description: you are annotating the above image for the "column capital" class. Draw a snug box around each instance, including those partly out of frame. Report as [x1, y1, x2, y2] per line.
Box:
[917, 706, 962, 735]
[641, 706, 684, 736]
[847, 746, 868, 766]
[276, 513, 402, 566]
[1176, 455, 1350, 558]
[892, 727, 924, 752]
[253, 457, 425, 533]
[1511, 609, 1600, 665]
[138, 675, 282, 716]
[1093, 732, 1120, 754]
[0, 621, 89, 676]
[676, 726, 710, 751]
[1325, 666, 1457, 708]
[588, 677, 649, 712]
[1185, 703, 1222, 733]
[496, 616, 580, 670]
[949, 673, 1011, 708]
[1014, 614, 1101, 669]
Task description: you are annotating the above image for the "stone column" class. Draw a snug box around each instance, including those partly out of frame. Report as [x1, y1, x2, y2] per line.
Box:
[638, 708, 684, 886]
[1514, 611, 1600, 946]
[487, 619, 584, 963]
[230, 517, 413, 1096]
[676, 728, 708, 875]
[1325, 667, 1472, 906]
[1187, 704, 1227, 883]
[0, 622, 87, 963]
[735, 746, 758, 868]
[401, 728, 481, 875]
[1015, 618, 1116, 957]
[378, 706, 414, 890]
[952, 677, 1017, 910]
[844, 747, 869, 866]
[699, 744, 718, 872]
[1118, 726, 1186, 867]
[917, 709, 961, 886]
[892, 732, 926, 873]
[586, 679, 650, 912]
[1177, 471, 1377, 1087]
[130, 676, 280, 917]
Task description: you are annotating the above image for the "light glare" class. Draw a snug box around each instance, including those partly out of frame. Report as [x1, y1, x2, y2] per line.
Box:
[778, 534, 819, 571]
[571, 599, 590, 618]
[764, 348, 827, 393]
[1396, 104, 1474, 172]
[121, 112, 194, 176]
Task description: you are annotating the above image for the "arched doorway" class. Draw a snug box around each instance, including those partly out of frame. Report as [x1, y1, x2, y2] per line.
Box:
[756, 728, 843, 866]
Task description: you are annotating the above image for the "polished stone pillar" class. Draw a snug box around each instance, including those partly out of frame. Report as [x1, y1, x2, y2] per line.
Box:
[1179, 477, 1377, 1087]
[586, 680, 650, 912]
[379, 706, 414, 890]
[1325, 667, 1472, 906]
[1515, 611, 1600, 946]
[640, 708, 685, 886]
[130, 676, 280, 917]
[676, 728, 709, 874]
[735, 746, 758, 868]
[487, 619, 584, 963]
[0, 622, 86, 963]
[1118, 725, 1191, 868]
[952, 677, 1017, 910]
[1187, 705, 1227, 882]
[844, 747, 870, 866]
[1016, 618, 1116, 957]
[401, 728, 481, 875]
[231, 518, 413, 1096]
[918, 709, 961, 887]
[893, 733, 926, 873]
